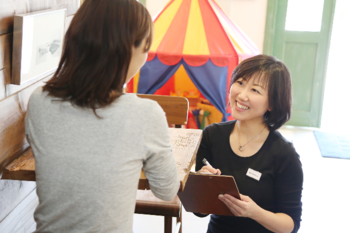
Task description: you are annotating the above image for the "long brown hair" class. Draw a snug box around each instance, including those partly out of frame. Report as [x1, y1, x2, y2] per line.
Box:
[230, 55, 292, 131]
[43, 0, 153, 115]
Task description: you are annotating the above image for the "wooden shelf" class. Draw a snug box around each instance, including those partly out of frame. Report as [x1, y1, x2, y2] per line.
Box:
[2, 149, 36, 181]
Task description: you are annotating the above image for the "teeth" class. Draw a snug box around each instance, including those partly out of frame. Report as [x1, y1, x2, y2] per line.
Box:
[237, 102, 249, 110]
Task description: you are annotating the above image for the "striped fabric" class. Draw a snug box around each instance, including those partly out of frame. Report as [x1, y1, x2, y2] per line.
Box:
[147, 0, 259, 66]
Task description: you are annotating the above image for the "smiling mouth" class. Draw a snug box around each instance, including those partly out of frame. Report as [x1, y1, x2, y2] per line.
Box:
[236, 101, 249, 110]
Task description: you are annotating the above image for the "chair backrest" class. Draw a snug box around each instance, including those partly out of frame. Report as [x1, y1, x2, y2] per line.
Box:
[137, 94, 189, 127]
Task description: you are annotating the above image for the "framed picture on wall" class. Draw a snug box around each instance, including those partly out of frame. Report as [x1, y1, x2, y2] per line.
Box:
[12, 8, 66, 85]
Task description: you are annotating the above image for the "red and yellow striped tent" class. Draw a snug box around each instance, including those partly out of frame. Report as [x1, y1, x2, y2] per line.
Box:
[127, 0, 259, 121]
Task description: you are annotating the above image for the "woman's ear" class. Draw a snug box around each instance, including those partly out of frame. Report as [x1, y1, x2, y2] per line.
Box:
[268, 103, 273, 112]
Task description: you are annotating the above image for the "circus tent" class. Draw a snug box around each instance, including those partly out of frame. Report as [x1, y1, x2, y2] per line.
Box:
[127, 0, 259, 122]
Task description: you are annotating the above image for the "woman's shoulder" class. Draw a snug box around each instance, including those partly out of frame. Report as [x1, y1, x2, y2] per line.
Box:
[269, 130, 292, 146]
[205, 120, 236, 131]
[268, 130, 300, 161]
[202, 120, 235, 138]
[30, 86, 45, 97]
[28, 86, 50, 106]
[268, 131, 303, 181]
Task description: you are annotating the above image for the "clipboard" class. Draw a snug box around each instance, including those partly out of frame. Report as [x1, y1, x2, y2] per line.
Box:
[177, 172, 240, 216]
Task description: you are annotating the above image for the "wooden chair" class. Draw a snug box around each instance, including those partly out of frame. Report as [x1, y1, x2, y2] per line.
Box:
[136, 94, 189, 233]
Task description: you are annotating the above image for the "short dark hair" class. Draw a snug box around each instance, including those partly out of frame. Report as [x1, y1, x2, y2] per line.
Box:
[230, 54, 292, 131]
[43, 0, 153, 115]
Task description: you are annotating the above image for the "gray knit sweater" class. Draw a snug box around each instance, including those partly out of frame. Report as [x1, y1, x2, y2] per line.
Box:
[25, 87, 180, 233]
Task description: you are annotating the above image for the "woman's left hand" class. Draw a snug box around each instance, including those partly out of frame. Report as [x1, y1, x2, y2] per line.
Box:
[218, 194, 261, 219]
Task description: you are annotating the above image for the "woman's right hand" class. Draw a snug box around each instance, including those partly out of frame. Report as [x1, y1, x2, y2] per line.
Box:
[198, 165, 221, 175]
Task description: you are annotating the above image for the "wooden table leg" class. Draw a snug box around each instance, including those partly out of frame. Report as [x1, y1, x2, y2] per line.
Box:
[165, 216, 172, 233]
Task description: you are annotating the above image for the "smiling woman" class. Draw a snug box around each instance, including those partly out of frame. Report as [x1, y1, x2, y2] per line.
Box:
[229, 55, 292, 131]
[195, 55, 303, 233]
[230, 75, 270, 125]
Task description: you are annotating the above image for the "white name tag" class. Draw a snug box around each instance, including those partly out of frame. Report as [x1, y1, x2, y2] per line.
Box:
[246, 168, 262, 181]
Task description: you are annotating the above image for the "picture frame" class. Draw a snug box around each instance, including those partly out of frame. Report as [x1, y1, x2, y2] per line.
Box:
[12, 8, 67, 85]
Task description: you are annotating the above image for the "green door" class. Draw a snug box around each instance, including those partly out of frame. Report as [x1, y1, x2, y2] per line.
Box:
[264, 0, 336, 127]
[138, 0, 146, 6]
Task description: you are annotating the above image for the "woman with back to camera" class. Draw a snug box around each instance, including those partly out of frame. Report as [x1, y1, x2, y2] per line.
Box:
[25, 0, 180, 232]
[195, 55, 303, 233]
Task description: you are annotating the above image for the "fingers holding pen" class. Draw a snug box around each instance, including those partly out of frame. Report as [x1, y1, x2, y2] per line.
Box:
[198, 165, 221, 175]
[201, 158, 221, 175]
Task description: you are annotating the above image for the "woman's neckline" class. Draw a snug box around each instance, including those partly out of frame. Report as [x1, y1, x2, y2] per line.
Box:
[228, 120, 271, 159]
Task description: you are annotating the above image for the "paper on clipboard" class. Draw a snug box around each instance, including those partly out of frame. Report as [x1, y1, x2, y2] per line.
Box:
[177, 173, 240, 216]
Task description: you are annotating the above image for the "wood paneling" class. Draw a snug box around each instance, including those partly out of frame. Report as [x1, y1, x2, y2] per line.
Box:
[0, 70, 4, 99]
[0, 0, 79, 229]
[0, 93, 27, 167]
[27, 0, 80, 16]
[0, 68, 10, 99]
[0, 32, 12, 101]
[0, 183, 37, 230]
[0, 0, 28, 35]
[0, 77, 46, 173]
[0, 33, 12, 70]
[0, 180, 36, 221]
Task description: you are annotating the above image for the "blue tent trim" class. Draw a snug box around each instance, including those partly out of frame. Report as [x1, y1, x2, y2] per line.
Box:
[137, 55, 228, 121]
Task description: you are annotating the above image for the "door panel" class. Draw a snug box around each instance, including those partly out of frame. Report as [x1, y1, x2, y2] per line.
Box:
[284, 42, 317, 112]
[264, 0, 336, 127]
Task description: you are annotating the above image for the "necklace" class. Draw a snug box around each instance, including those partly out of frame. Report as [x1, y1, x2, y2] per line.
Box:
[238, 125, 266, 152]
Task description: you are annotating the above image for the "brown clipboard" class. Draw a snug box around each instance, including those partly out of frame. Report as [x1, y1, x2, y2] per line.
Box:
[177, 172, 240, 216]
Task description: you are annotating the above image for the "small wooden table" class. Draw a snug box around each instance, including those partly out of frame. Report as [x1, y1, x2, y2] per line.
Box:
[2, 128, 202, 191]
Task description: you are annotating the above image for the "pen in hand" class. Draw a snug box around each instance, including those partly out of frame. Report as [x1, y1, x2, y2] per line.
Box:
[202, 158, 220, 175]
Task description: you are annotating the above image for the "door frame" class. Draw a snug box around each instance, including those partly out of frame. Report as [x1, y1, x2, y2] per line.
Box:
[263, 0, 278, 55]
[263, 0, 336, 127]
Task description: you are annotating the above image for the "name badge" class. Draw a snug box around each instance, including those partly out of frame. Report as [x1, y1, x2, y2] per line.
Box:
[246, 168, 262, 181]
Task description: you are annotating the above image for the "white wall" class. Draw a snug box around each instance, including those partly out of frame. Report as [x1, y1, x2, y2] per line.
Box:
[216, 0, 267, 53]
[146, 0, 268, 53]
[146, 0, 168, 19]
[321, 0, 350, 131]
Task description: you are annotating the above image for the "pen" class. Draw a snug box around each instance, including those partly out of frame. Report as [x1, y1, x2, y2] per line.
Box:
[202, 158, 213, 167]
[202, 158, 218, 175]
